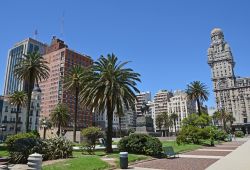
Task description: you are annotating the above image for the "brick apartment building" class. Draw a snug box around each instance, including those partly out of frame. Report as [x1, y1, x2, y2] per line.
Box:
[39, 36, 93, 129]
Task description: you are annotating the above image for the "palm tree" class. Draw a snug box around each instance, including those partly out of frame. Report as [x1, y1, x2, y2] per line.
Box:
[8, 91, 27, 134]
[40, 118, 52, 139]
[14, 52, 50, 132]
[80, 54, 140, 153]
[162, 112, 171, 136]
[64, 65, 88, 142]
[155, 114, 163, 135]
[170, 113, 178, 134]
[186, 81, 209, 116]
[50, 103, 69, 136]
[213, 110, 235, 131]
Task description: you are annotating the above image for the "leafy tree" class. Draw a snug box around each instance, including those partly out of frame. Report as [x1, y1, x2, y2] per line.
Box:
[64, 65, 89, 142]
[186, 81, 209, 116]
[80, 54, 140, 153]
[81, 127, 103, 154]
[50, 103, 69, 136]
[182, 113, 211, 128]
[170, 113, 178, 134]
[8, 91, 27, 134]
[14, 52, 50, 132]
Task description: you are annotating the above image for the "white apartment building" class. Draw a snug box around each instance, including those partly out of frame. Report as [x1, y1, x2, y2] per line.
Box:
[0, 85, 41, 137]
[167, 90, 196, 131]
[152, 90, 196, 132]
[93, 107, 136, 134]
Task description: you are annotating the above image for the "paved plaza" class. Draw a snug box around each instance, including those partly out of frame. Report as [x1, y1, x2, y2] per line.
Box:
[130, 138, 247, 170]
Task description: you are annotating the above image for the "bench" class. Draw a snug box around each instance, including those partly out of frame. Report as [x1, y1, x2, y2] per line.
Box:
[0, 157, 9, 169]
[163, 146, 179, 158]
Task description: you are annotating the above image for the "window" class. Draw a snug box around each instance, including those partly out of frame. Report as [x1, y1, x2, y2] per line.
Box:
[5, 106, 8, 112]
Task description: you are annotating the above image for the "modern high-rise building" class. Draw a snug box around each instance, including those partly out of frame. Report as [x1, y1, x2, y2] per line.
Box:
[4, 38, 47, 95]
[39, 36, 93, 129]
[208, 28, 250, 133]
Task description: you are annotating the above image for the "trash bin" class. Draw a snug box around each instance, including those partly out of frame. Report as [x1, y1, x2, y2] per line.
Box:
[120, 152, 128, 169]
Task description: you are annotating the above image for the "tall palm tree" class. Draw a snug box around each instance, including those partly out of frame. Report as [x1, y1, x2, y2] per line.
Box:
[64, 65, 88, 142]
[186, 81, 209, 116]
[80, 54, 140, 153]
[170, 113, 178, 134]
[161, 112, 170, 136]
[8, 91, 27, 134]
[14, 52, 49, 132]
[50, 103, 69, 136]
[155, 114, 163, 135]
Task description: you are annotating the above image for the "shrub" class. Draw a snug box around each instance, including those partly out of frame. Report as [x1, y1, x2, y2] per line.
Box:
[6, 134, 72, 163]
[81, 127, 103, 154]
[42, 137, 73, 160]
[176, 126, 203, 144]
[215, 129, 227, 141]
[5, 132, 38, 152]
[235, 131, 244, 138]
[118, 134, 162, 156]
[9, 138, 43, 163]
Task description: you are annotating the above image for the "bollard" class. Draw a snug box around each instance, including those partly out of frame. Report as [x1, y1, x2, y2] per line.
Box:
[120, 152, 128, 169]
[27, 153, 43, 170]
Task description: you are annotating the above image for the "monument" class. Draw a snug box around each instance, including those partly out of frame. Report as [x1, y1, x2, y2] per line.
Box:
[136, 102, 160, 136]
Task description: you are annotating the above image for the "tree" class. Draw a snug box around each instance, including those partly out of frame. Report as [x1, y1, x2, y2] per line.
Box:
[81, 127, 103, 154]
[170, 113, 178, 134]
[80, 54, 140, 153]
[64, 65, 88, 142]
[182, 113, 211, 128]
[14, 52, 50, 132]
[8, 91, 27, 134]
[213, 110, 235, 131]
[155, 114, 163, 132]
[186, 81, 209, 116]
[40, 118, 52, 139]
[161, 112, 171, 136]
[50, 103, 69, 136]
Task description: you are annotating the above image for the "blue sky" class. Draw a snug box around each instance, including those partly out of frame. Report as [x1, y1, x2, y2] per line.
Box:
[1, 0, 250, 107]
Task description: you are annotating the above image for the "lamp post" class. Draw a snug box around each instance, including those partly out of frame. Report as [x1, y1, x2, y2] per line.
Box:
[41, 119, 48, 139]
[0, 125, 6, 142]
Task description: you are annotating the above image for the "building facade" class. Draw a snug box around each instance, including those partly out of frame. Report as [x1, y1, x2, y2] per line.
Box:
[4, 38, 47, 95]
[0, 85, 41, 136]
[167, 90, 196, 131]
[135, 91, 151, 116]
[39, 37, 93, 129]
[208, 28, 250, 133]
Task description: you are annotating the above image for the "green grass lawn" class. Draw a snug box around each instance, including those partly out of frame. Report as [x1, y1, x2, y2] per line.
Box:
[0, 144, 9, 157]
[43, 155, 110, 170]
[161, 141, 201, 153]
[107, 152, 149, 166]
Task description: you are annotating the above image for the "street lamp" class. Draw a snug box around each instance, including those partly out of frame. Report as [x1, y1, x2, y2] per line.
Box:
[0, 125, 6, 142]
[41, 119, 48, 139]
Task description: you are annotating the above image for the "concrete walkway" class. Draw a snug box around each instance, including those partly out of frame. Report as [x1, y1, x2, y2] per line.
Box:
[206, 137, 250, 170]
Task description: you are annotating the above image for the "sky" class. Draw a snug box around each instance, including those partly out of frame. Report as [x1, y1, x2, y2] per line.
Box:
[1, 0, 250, 108]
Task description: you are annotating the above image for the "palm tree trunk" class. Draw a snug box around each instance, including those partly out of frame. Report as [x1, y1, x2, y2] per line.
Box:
[73, 87, 79, 142]
[119, 116, 122, 138]
[106, 100, 113, 153]
[57, 122, 61, 136]
[15, 105, 20, 134]
[197, 99, 201, 116]
[26, 78, 34, 132]
[174, 120, 177, 135]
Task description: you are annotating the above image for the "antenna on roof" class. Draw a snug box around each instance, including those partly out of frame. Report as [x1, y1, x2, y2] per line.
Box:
[60, 11, 65, 38]
[34, 29, 38, 39]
